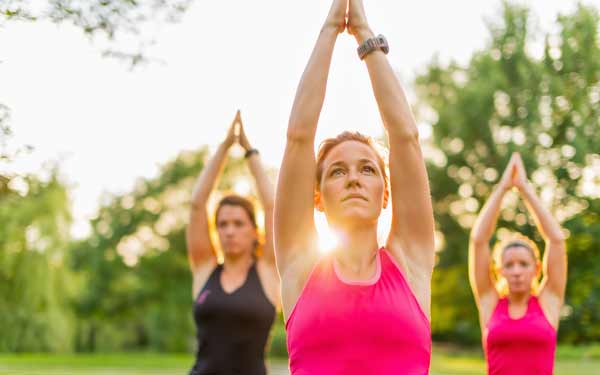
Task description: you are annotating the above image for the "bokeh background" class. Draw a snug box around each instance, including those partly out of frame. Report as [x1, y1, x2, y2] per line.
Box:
[1, 0, 599, 374]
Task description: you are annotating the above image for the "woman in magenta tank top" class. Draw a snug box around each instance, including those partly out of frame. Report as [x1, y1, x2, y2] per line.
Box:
[469, 153, 567, 375]
[274, 1, 435, 374]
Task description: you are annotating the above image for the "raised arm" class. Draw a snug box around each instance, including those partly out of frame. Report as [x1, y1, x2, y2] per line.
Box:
[237, 114, 276, 265]
[186, 113, 237, 274]
[512, 153, 567, 301]
[274, 0, 347, 276]
[347, 0, 434, 271]
[469, 155, 517, 306]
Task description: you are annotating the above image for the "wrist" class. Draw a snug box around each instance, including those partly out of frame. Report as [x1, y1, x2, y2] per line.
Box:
[244, 148, 259, 159]
[518, 182, 534, 194]
[322, 22, 343, 35]
[221, 140, 234, 149]
[354, 26, 375, 43]
[496, 183, 511, 194]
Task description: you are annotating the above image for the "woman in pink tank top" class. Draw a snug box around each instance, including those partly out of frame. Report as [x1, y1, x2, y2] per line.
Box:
[469, 153, 567, 375]
[274, 1, 435, 374]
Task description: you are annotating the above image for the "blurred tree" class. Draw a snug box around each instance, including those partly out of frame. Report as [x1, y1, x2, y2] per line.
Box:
[69, 147, 259, 351]
[415, 1, 600, 343]
[1, 0, 194, 65]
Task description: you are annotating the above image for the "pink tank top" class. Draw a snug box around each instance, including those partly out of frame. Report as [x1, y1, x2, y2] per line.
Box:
[285, 248, 431, 375]
[485, 296, 556, 375]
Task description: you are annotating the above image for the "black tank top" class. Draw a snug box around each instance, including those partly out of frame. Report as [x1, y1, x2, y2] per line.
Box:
[190, 262, 276, 375]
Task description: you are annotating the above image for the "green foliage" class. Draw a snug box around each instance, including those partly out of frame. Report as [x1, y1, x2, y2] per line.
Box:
[70, 147, 248, 352]
[416, 1, 600, 343]
[0, 170, 74, 351]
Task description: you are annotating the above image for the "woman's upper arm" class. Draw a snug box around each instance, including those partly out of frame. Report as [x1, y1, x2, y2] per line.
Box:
[468, 239, 498, 303]
[387, 132, 436, 270]
[186, 205, 217, 272]
[539, 240, 567, 301]
[274, 136, 319, 274]
[261, 203, 276, 266]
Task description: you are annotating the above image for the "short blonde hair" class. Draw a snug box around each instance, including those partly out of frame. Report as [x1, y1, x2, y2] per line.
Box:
[492, 233, 541, 297]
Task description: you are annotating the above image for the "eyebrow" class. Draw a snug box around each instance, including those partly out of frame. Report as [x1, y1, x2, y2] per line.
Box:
[327, 158, 377, 169]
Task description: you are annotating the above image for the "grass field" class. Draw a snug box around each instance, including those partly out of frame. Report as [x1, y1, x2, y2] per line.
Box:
[0, 345, 598, 374]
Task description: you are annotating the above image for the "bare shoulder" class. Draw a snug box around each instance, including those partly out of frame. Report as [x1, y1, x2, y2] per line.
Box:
[256, 258, 282, 308]
[537, 288, 563, 329]
[477, 290, 500, 328]
[278, 246, 321, 320]
[386, 240, 433, 320]
[191, 259, 218, 298]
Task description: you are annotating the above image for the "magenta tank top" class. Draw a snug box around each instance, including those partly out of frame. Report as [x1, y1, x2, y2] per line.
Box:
[485, 296, 557, 375]
[285, 248, 431, 375]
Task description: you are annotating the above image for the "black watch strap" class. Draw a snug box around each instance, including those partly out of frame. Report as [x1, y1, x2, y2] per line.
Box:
[357, 34, 389, 60]
[244, 148, 259, 159]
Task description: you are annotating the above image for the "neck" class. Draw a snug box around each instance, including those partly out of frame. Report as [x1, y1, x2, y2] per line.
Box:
[223, 252, 253, 273]
[507, 290, 531, 305]
[331, 222, 379, 273]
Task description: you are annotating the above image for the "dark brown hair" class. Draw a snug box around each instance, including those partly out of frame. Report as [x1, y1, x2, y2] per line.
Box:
[215, 194, 257, 228]
[315, 131, 389, 192]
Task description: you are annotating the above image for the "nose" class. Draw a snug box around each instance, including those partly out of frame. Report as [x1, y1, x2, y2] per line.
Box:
[346, 168, 361, 188]
[224, 225, 235, 237]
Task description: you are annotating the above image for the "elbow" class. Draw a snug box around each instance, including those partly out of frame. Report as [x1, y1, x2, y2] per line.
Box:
[286, 124, 315, 144]
[546, 234, 566, 246]
[469, 234, 489, 248]
[387, 123, 420, 144]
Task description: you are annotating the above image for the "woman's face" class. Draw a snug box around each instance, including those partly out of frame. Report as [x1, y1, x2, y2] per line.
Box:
[316, 141, 387, 229]
[500, 246, 540, 295]
[216, 205, 257, 257]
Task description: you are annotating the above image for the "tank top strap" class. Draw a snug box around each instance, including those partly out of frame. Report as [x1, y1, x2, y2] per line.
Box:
[246, 261, 261, 285]
[495, 297, 509, 317]
[203, 264, 223, 289]
[528, 295, 543, 314]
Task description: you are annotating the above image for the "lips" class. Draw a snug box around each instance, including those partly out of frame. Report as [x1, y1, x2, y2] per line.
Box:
[342, 194, 368, 202]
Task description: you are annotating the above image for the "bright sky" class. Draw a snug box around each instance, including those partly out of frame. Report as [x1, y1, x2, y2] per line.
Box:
[1, 0, 596, 238]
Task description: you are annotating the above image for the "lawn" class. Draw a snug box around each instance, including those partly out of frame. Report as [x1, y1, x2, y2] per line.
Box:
[0, 345, 598, 374]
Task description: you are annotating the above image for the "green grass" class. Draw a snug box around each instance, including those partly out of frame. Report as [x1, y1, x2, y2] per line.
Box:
[0, 345, 598, 375]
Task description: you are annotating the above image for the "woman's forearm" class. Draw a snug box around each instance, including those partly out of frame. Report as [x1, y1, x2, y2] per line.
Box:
[287, 25, 340, 142]
[354, 28, 418, 140]
[519, 184, 565, 243]
[191, 142, 230, 208]
[471, 186, 508, 245]
[246, 153, 274, 210]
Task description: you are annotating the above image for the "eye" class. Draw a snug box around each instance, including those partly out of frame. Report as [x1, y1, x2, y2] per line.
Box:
[362, 165, 376, 174]
[330, 168, 345, 177]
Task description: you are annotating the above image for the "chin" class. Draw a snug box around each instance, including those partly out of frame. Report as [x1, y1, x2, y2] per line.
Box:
[223, 248, 247, 257]
[508, 286, 529, 294]
[332, 211, 379, 228]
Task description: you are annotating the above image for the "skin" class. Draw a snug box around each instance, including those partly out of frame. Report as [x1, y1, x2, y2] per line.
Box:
[469, 152, 567, 334]
[275, 0, 435, 321]
[186, 110, 280, 308]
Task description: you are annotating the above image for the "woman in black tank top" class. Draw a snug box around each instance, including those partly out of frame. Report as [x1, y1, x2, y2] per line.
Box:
[186, 111, 279, 375]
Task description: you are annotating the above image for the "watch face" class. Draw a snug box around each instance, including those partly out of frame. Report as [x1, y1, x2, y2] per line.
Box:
[378, 35, 389, 54]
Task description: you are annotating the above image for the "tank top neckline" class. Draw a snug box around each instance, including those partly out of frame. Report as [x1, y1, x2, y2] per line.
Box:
[502, 295, 534, 321]
[332, 248, 382, 286]
[500, 294, 557, 331]
[216, 261, 256, 296]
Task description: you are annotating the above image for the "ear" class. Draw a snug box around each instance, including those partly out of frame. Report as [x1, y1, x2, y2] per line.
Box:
[535, 260, 542, 278]
[314, 190, 325, 212]
[383, 187, 389, 209]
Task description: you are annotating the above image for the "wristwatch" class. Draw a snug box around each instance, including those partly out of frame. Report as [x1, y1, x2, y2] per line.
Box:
[357, 34, 389, 60]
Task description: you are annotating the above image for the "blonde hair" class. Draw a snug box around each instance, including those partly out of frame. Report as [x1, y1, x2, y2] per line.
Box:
[492, 233, 541, 297]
